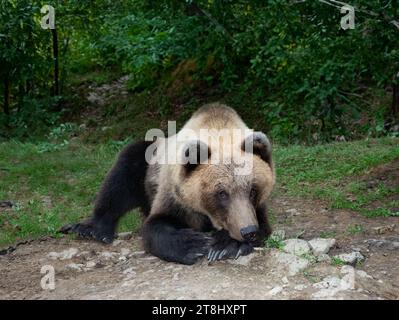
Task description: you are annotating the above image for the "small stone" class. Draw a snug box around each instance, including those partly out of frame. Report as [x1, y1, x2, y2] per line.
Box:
[281, 276, 289, 284]
[372, 224, 395, 235]
[313, 276, 341, 289]
[286, 208, 300, 216]
[365, 239, 399, 250]
[100, 251, 117, 259]
[294, 284, 306, 291]
[356, 270, 372, 279]
[283, 239, 311, 256]
[173, 273, 180, 281]
[117, 231, 133, 240]
[120, 248, 130, 256]
[334, 252, 365, 266]
[65, 263, 84, 272]
[340, 265, 355, 274]
[48, 248, 78, 260]
[309, 238, 336, 255]
[269, 286, 283, 296]
[122, 267, 136, 275]
[85, 261, 96, 268]
[112, 240, 124, 246]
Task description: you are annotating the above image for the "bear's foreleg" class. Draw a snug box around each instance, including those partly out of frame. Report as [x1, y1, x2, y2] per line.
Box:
[142, 215, 212, 265]
[60, 140, 152, 243]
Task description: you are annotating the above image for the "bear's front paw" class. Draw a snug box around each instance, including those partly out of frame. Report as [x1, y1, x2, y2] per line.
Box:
[59, 221, 115, 244]
[208, 230, 254, 262]
[174, 229, 212, 265]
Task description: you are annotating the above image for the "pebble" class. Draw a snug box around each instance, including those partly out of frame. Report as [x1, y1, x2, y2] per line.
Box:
[120, 248, 131, 256]
[286, 208, 300, 216]
[269, 286, 283, 296]
[48, 248, 79, 260]
[334, 252, 365, 265]
[65, 263, 84, 272]
[294, 284, 306, 291]
[85, 261, 96, 268]
[372, 224, 395, 235]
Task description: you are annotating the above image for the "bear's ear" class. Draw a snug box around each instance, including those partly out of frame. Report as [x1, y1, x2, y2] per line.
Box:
[181, 140, 211, 172]
[241, 132, 272, 164]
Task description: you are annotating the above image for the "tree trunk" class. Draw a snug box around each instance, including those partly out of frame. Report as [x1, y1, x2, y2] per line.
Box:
[3, 77, 10, 115]
[17, 84, 24, 112]
[51, 28, 59, 96]
[392, 82, 399, 120]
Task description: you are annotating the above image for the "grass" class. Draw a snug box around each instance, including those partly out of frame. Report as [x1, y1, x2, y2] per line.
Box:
[0, 136, 398, 247]
[0, 139, 141, 246]
[347, 224, 364, 235]
[274, 137, 399, 217]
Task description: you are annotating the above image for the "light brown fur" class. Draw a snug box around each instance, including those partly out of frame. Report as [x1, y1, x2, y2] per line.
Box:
[145, 103, 275, 241]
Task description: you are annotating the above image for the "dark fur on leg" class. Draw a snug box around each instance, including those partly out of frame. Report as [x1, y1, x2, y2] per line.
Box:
[254, 204, 272, 247]
[142, 214, 212, 265]
[60, 140, 152, 243]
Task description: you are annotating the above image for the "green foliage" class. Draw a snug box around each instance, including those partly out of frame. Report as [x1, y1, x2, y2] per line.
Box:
[0, 0, 398, 143]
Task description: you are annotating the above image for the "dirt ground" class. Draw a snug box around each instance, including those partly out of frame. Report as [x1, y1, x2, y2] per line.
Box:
[0, 193, 398, 300]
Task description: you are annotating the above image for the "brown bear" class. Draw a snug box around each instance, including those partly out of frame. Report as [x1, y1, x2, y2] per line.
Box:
[61, 103, 275, 265]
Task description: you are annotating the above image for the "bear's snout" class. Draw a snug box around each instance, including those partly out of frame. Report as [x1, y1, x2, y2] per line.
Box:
[240, 225, 258, 242]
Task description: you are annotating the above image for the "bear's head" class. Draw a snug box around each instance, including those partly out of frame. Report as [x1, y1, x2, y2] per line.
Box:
[177, 131, 275, 243]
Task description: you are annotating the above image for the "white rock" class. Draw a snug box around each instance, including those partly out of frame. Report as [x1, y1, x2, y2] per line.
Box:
[294, 284, 307, 291]
[309, 238, 336, 255]
[100, 251, 118, 259]
[112, 240, 124, 246]
[120, 248, 131, 256]
[334, 252, 365, 265]
[65, 263, 84, 271]
[281, 276, 289, 284]
[269, 286, 283, 296]
[283, 239, 311, 256]
[117, 231, 133, 240]
[271, 251, 310, 276]
[48, 248, 79, 260]
[85, 261, 96, 268]
[313, 276, 341, 289]
[286, 208, 300, 216]
[122, 267, 137, 275]
[340, 265, 355, 274]
[356, 270, 372, 279]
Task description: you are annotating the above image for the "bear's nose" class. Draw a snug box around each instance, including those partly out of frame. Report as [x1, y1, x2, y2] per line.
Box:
[240, 225, 258, 242]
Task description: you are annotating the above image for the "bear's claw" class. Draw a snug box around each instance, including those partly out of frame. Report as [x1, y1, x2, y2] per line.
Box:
[208, 230, 254, 262]
[59, 222, 114, 244]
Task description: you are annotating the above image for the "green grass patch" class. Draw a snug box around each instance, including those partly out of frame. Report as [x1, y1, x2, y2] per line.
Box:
[0, 140, 141, 246]
[274, 137, 399, 217]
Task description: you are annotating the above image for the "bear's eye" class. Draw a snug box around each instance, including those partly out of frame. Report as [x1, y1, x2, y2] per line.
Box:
[250, 187, 257, 201]
[217, 190, 229, 201]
